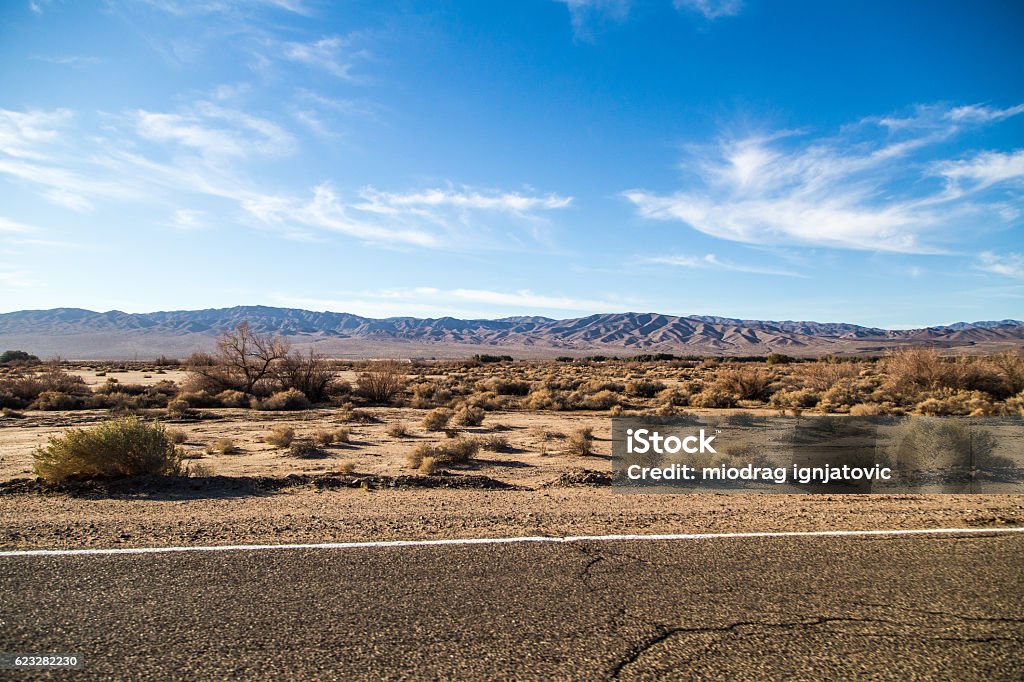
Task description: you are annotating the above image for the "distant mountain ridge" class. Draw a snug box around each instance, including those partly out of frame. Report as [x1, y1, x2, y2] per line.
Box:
[0, 306, 1021, 359]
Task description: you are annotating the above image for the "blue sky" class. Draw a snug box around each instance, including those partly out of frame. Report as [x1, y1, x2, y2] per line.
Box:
[0, 0, 1022, 327]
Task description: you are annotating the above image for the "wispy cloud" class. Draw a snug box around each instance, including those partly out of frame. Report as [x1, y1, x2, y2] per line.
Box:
[555, 0, 631, 40]
[978, 252, 1024, 279]
[0, 105, 570, 250]
[673, 0, 743, 20]
[272, 286, 634, 318]
[134, 102, 295, 159]
[625, 102, 1024, 253]
[0, 216, 37, 233]
[282, 35, 369, 80]
[645, 253, 805, 277]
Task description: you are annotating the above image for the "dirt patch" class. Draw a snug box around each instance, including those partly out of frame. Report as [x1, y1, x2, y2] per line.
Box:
[0, 472, 519, 498]
[543, 468, 612, 487]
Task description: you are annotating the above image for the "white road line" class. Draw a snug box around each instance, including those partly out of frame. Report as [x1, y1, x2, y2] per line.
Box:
[1, 526, 1023, 558]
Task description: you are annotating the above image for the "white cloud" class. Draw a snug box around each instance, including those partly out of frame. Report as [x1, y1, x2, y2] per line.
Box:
[282, 36, 367, 80]
[0, 105, 571, 251]
[937, 150, 1024, 191]
[646, 253, 804, 277]
[272, 286, 633, 318]
[556, 0, 631, 39]
[674, 0, 742, 20]
[134, 103, 294, 159]
[625, 102, 1024, 253]
[979, 252, 1024, 279]
[354, 187, 572, 214]
[0, 108, 73, 160]
[0, 216, 37, 233]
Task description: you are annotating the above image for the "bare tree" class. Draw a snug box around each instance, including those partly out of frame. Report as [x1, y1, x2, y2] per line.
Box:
[188, 323, 290, 396]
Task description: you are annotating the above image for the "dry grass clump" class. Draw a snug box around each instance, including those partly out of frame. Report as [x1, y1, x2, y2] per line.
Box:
[263, 425, 296, 448]
[406, 437, 481, 469]
[422, 407, 454, 431]
[287, 440, 329, 458]
[254, 388, 310, 411]
[206, 438, 238, 455]
[386, 421, 411, 438]
[337, 404, 377, 423]
[214, 389, 249, 408]
[566, 427, 594, 456]
[480, 434, 512, 452]
[626, 380, 665, 398]
[33, 417, 184, 483]
[166, 428, 189, 444]
[453, 404, 486, 427]
[314, 428, 350, 446]
[338, 460, 356, 474]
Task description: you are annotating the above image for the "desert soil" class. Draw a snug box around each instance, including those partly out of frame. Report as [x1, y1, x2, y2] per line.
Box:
[2, 392, 1023, 551]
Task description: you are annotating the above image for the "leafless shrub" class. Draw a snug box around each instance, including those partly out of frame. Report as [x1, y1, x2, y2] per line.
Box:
[356, 360, 407, 404]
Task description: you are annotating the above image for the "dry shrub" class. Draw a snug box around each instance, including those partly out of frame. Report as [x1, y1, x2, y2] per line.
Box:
[768, 388, 820, 410]
[576, 389, 619, 410]
[166, 398, 198, 419]
[255, 388, 311, 411]
[480, 434, 512, 452]
[422, 407, 454, 431]
[913, 390, 994, 416]
[567, 427, 594, 456]
[288, 440, 328, 458]
[453, 405, 485, 427]
[626, 380, 666, 399]
[215, 390, 249, 408]
[337, 404, 377, 423]
[888, 418, 1007, 471]
[532, 426, 566, 441]
[275, 349, 335, 402]
[849, 403, 890, 417]
[264, 425, 296, 448]
[206, 438, 238, 455]
[817, 378, 873, 413]
[386, 421, 411, 438]
[409, 382, 454, 409]
[475, 378, 531, 396]
[338, 460, 356, 474]
[798, 361, 861, 391]
[713, 367, 774, 402]
[524, 387, 570, 411]
[32, 391, 86, 410]
[407, 437, 480, 469]
[166, 428, 189, 444]
[689, 387, 736, 408]
[356, 360, 407, 404]
[418, 456, 438, 475]
[33, 417, 184, 483]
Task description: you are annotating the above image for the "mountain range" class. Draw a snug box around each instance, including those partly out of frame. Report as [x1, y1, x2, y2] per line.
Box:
[0, 307, 1022, 359]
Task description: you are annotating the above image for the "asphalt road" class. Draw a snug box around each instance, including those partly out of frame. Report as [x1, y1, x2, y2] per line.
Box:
[1, 532, 1022, 680]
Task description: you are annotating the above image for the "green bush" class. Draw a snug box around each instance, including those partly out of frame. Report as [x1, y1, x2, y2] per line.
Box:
[33, 417, 184, 483]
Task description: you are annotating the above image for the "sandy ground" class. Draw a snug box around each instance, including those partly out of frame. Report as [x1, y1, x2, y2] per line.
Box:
[2, 403, 1023, 551]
